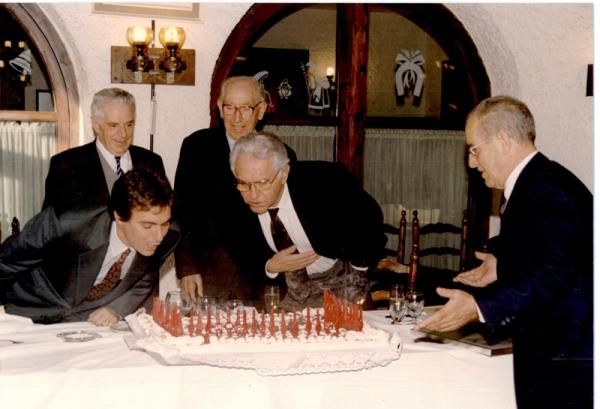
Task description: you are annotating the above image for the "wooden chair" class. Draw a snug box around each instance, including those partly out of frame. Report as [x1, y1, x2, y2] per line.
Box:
[371, 209, 471, 307]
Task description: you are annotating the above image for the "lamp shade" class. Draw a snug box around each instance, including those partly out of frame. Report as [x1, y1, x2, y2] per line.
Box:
[126, 27, 153, 46]
[159, 27, 185, 47]
[9, 48, 31, 76]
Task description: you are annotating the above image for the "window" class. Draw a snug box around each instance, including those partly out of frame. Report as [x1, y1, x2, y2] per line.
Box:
[0, 4, 79, 239]
[212, 4, 492, 261]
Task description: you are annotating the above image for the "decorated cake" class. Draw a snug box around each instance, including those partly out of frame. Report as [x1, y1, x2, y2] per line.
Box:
[125, 291, 402, 375]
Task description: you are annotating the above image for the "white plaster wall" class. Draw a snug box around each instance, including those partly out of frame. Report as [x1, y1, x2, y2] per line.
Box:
[38, 3, 593, 191]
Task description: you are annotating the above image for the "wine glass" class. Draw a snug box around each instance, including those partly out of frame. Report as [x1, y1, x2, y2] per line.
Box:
[389, 284, 406, 324]
[225, 299, 244, 314]
[264, 285, 280, 313]
[406, 291, 424, 322]
[165, 290, 193, 317]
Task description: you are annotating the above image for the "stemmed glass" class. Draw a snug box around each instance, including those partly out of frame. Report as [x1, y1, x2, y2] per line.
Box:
[405, 291, 424, 322]
[264, 285, 280, 313]
[165, 290, 193, 317]
[389, 284, 406, 324]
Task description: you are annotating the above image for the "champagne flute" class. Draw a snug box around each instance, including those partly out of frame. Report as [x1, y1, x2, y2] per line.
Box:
[264, 285, 280, 313]
[389, 284, 406, 324]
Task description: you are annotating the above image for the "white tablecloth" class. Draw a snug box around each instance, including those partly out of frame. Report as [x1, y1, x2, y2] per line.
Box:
[0, 309, 516, 409]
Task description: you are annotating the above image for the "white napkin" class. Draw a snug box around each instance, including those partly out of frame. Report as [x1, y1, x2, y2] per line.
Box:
[0, 305, 34, 334]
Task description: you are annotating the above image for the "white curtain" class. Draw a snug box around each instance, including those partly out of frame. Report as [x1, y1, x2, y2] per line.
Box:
[0, 121, 56, 240]
[263, 125, 468, 270]
[364, 128, 468, 270]
[264, 125, 335, 161]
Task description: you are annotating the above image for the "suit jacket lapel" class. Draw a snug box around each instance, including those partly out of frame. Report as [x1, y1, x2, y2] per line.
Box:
[69, 211, 112, 305]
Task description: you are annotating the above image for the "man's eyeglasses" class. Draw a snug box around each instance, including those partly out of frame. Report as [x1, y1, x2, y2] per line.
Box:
[222, 102, 262, 119]
[236, 170, 281, 192]
[468, 140, 487, 156]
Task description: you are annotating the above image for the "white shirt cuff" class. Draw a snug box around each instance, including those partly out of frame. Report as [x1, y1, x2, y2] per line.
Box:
[475, 303, 486, 323]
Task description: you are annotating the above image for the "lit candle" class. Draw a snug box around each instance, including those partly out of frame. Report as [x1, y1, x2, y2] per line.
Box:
[4, 40, 11, 48]
[18, 41, 25, 48]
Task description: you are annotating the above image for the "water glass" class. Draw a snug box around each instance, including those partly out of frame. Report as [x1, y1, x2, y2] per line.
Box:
[264, 285, 280, 313]
[165, 290, 193, 316]
[389, 297, 406, 324]
[406, 291, 425, 321]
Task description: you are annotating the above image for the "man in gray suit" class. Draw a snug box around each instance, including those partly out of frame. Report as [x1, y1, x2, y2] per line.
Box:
[0, 168, 178, 326]
[43, 87, 166, 214]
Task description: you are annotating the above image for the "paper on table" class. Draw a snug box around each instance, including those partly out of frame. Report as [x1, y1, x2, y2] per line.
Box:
[0, 305, 34, 334]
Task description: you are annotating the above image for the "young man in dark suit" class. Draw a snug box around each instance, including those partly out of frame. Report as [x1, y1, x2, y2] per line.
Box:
[229, 131, 386, 310]
[416, 96, 593, 408]
[1, 168, 178, 326]
[174, 76, 296, 302]
[43, 87, 165, 214]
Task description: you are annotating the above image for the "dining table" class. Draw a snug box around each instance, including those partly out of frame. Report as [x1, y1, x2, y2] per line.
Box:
[0, 306, 516, 409]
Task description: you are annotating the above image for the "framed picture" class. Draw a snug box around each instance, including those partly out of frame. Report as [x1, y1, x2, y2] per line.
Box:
[92, 3, 200, 20]
[36, 90, 53, 112]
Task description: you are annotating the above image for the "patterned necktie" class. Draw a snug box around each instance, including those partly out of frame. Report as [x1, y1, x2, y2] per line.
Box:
[268, 208, 294, 250]
[268, 208, 310, 306]
[115, 156, 124, 177]
[85, 248, 131, 301]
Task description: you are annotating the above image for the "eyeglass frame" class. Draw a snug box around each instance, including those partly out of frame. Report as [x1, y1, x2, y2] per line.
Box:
[221, 102, 263, 119]
[235, 169, 282, 192]
[468, 138, 493, 157]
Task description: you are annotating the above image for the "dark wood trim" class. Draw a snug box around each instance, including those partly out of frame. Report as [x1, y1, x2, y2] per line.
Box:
[335, 3, 368, 183]
[2, 4, 80, 152]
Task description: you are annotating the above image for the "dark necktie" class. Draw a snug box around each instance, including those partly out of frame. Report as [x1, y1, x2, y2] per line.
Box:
[85, 248, 131, 301]
[267, 208, 310, 305]
[115, 156, 124, 177]
[268, 208, 294, 250]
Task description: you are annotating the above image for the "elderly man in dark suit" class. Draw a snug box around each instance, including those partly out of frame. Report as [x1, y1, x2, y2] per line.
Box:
[416, 96, 593, 408]
[229, 131, 385, 310]
[174, 76, 296, 302]
[43, 87, 165, 214]
[1, 169, 178, 326]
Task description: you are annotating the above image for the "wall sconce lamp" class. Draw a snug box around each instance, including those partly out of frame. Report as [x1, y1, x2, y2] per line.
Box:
[111, 25, 195, 86]
[125, 27, 153, 74]
[158, 27, 186, 74]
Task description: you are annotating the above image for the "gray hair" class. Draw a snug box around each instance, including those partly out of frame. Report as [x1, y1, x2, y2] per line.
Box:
[218, 76, 265, 104]
[467, 95, 536, 143]
[91, 88, 136, 119]
[230, 131, 290, 176]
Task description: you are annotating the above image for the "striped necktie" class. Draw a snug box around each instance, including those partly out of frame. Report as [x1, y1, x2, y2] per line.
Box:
[115, 156, 124, 177]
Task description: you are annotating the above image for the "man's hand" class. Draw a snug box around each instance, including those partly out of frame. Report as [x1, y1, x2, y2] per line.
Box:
[453, 251, 498, 288]
[414, 288, 479, 332]
[180, 274, 203, 302]
[266, 245, 319, 274]
[88, 306, 119, 326]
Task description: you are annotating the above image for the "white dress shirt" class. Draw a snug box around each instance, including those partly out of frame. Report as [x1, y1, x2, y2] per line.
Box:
[258, 184, 337, 278]
[96, 139, 132, 175]
[93, 221, 135, 285]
